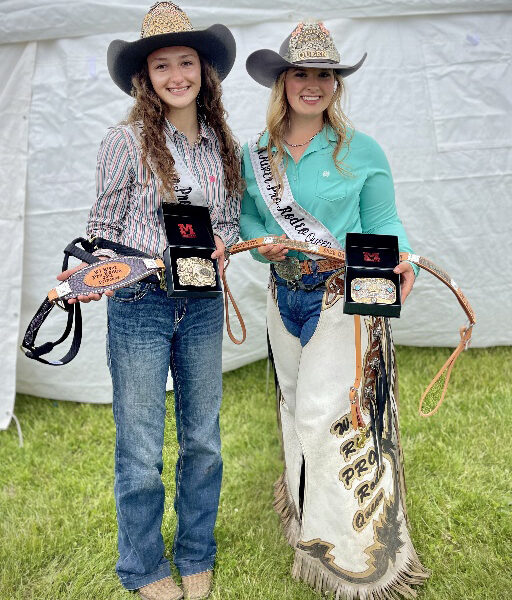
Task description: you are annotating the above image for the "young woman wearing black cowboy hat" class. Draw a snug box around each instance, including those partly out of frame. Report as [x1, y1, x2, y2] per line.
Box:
[58, 3, 242, 599]
[240, 19, 428, 600]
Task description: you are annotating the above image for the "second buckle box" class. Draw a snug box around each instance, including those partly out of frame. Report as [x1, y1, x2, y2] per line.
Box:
[343, 232, 402, 318]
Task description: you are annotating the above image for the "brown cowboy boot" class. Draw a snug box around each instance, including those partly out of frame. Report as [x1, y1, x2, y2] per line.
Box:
[181, 570, 213, 600]
[138, 576, 183, 600]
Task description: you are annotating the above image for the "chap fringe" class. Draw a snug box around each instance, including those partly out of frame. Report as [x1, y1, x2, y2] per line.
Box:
[273, 471, 301, 547]
[292, 546, 429, 600]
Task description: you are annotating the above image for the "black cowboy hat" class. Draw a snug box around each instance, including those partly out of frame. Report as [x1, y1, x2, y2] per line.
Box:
[108, 2, 236, 95]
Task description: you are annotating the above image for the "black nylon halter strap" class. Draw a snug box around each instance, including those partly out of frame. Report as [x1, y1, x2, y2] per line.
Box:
[21, 238, 98, 366]
[21, 298, 82, 366]
[21, 237, 157, 366]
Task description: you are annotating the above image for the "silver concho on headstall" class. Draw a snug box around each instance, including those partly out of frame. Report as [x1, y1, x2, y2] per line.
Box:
[176, 257, 216, 287]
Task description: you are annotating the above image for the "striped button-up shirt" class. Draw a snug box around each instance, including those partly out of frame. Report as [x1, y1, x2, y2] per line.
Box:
[86, 119, 240, 256]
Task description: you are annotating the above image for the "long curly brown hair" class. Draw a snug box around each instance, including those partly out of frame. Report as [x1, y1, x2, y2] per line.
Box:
[262, 70, 353, 197]
[125, 57, 243, 201]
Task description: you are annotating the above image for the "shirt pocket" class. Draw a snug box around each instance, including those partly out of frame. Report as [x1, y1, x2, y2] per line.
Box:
[315, 170, 346, 203]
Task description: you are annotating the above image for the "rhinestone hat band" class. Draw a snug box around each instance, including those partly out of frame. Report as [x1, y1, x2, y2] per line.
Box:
[141, 2, 193, 39]
[284, 20, 341, 64]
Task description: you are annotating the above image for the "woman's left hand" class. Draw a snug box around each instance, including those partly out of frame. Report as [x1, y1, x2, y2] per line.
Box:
[212, 235, 226, 278]
[393, 261, 415, 304]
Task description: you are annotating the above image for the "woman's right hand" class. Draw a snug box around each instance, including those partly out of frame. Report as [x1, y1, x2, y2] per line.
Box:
[257, 234, 289, 262]
[57, 259, 114, 304]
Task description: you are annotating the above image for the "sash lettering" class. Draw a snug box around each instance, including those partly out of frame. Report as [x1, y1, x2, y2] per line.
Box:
[127, 123, 209, 208]
[249, 135, 343, 258]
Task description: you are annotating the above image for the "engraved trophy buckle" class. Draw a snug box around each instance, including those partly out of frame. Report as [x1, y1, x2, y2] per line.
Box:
[273, 257, 301, 282]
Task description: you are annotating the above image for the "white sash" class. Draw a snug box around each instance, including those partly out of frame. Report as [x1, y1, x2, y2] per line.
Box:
[166, 136, 208, 207]
[127, 122, 208, 207]
[248, 134, 342, 259]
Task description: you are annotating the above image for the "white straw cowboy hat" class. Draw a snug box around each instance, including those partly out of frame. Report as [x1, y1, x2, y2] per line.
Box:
[108, 1, 236, 95]
[246, 19, 366, 88]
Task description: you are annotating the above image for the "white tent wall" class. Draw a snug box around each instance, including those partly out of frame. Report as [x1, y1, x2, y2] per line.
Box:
[1, 1, 511, 431]
[0, 42, 37, 431]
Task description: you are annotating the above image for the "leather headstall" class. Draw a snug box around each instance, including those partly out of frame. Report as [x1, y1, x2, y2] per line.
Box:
[224, 235, 477, 417]
[21, 238, 164, 366]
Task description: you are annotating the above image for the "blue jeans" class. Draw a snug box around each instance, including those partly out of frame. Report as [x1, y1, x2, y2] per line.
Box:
[273, 264, 337, 346]
[106, 281, 224, 590]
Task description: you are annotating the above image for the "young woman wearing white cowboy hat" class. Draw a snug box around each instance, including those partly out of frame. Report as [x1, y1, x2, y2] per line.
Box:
[58, 3, 242, 599]
[240, 19, 428, 600]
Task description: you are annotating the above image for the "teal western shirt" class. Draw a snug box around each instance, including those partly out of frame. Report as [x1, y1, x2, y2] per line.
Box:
[240, 126, 418, 275]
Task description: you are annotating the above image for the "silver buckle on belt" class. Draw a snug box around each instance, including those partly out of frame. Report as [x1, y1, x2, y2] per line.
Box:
[273, 257, 301, 281]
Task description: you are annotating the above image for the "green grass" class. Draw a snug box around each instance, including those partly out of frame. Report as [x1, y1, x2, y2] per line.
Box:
[1, 347, 511, 600]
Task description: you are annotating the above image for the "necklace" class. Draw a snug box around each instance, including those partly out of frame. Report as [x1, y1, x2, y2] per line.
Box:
[284, 129, 321, 147]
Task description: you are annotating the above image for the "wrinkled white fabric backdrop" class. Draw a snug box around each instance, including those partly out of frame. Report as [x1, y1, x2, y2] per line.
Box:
[1, 1, 511, 430]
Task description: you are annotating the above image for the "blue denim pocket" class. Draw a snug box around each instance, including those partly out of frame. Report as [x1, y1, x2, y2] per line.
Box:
[272, 268, 336, 346]
[110, 282, 151, 303]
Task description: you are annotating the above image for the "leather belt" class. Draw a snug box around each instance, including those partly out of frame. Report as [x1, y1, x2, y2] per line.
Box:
[272, 272, 327, 292]
[300, 258, 343, 275]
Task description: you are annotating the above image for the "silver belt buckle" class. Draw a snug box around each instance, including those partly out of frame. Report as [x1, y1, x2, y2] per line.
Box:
[273, 257, 301, 281]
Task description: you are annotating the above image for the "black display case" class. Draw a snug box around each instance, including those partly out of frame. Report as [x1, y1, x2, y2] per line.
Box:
[343, 233, 402, 318]
[161, 203, 222, 298]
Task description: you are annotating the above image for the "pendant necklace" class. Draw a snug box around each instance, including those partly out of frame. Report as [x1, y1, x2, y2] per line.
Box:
[284, 129, 322, 147]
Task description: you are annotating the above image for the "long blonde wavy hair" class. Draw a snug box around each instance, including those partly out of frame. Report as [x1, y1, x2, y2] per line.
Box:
[263, 70, 352, 196]
[125, 57, 243, 201]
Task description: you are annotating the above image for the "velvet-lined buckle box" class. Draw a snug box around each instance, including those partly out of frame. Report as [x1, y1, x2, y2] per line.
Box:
[161, 204, 222, 298]
[343, 233, 402, 318]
